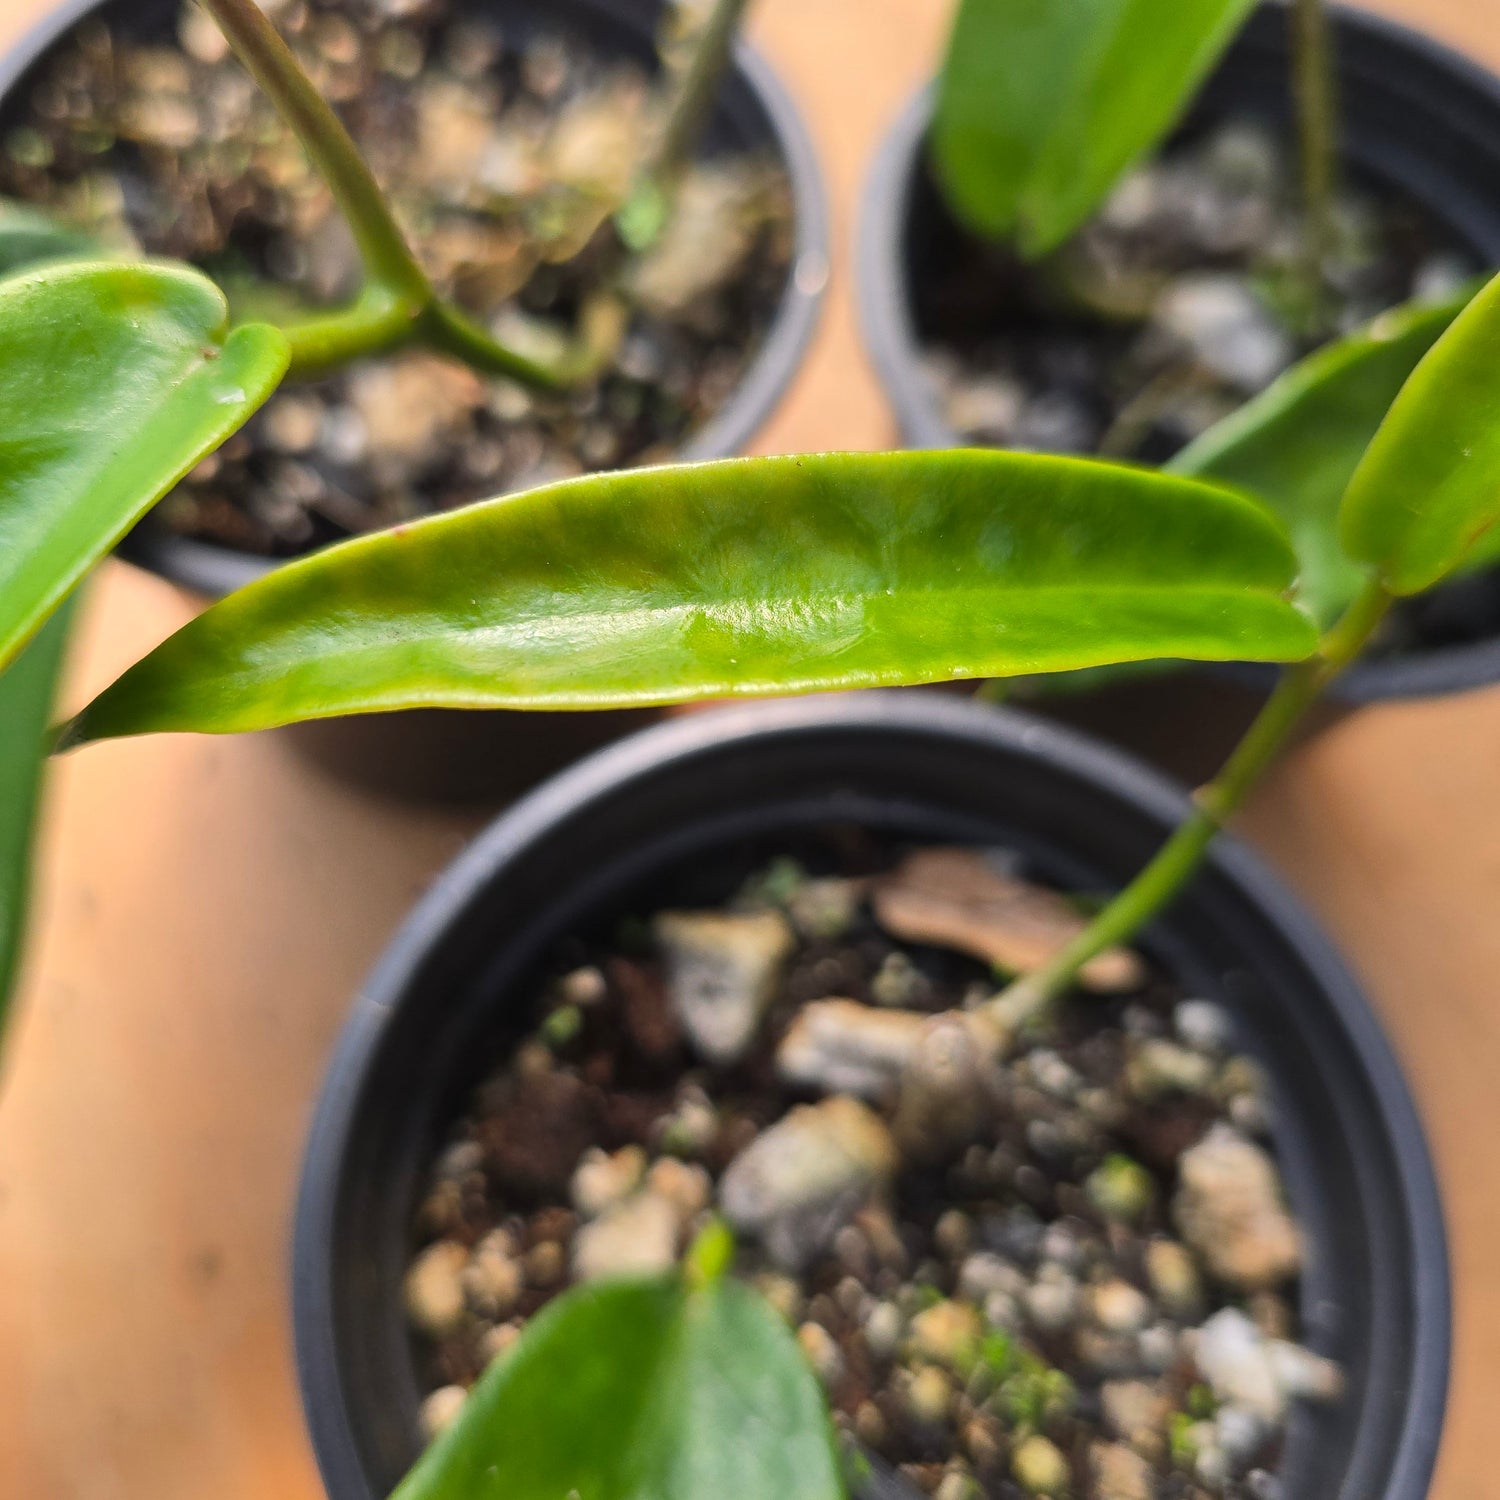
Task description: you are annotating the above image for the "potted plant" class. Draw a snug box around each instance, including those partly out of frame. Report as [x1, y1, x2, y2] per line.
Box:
[5, 0, 1499, 1491]
[291, 692, 1447, 1500]
[0, 0, 827, 798]
[857, 0, 1500, 707]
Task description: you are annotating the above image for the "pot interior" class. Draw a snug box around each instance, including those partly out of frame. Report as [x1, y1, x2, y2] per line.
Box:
[297, 701, 1443, 1500]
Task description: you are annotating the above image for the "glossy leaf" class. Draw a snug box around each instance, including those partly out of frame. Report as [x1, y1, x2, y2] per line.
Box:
[0, 199, 93, 276]
[1340, 270, 1500, 594]
[932, 0, 1256, 257]
[1172, 291, 1471, 624]
[61, 451, 1318, 744]
[0, 262, 289, 672]
[0, 599, 76, 1046]
[391, 1273, 844, 1500]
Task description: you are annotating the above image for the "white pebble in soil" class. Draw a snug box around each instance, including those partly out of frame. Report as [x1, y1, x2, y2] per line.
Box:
[653, 908, 794, 1064]
[907, 1300, 983, 1371]
[654, 1084, 718, 1159]
[570, 1144, 647, 1219]
[904, 1364, 955, 1428]
[1024, 1264, 1080, 1332]
[1192, 1307, 1343, 1424]
[863, 1300, 905, 1358]
[934, 1471, 982, 1500]
[1100, 1378, 1172, 1455]
[461, 1229, 523, 1319]
[776, 999, 928, 1101]
[796, 1321, 845, 1386]
[1011, 1434, 1069, 1496]
[786, 877, 865, 942]
[1126, 1037, 1216, 1101]
[944, 375, 1025, 444]
[1145, 1236, 1204, 1320]
[1153, 275, 1294, 393]
[1175, 998, 1235, 1053]
[754, 1272, 804, 1325]
[645, 1157, 711, 1223]
[571, 1191, 680, 1282]
[1215, 1402, 1270, 1465]
[1174, 1125, 1303, 1290]
[718, 1096, 897, 1271]
[404, 1240, 468, 1339]
[1038, 1219, 1089, 1271]
[1089, 1279, 1152, 1335]
[558, 965, 607, 1007]
[478, 1321, 522, 1366]
[419, 1384, 468, 1440]
[1090, 1439, 1156, 1500]
[1024, 1048, 1084, 1101]
[959, 1252, 1026, 1304]
[1138, 1322, 1179, 1375]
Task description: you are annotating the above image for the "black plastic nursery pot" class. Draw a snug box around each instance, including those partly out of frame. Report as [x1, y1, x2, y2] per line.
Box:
[0, 0, 828, 803]
[857, 3, 1500, 709]
[293, 693, 1449, 1500]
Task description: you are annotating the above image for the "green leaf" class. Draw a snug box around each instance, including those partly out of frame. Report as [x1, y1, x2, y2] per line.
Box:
[932, 0, 1256, 258]
[0, 261, 289, 672]
[392, 1273, 845, 1500]
[60, 451, 1318, 744]
[0, 598, 76, 1045]
[1172, 291, 1472, 624]
[1340, 270, 1500, 594]
[0, 199, 94, 277]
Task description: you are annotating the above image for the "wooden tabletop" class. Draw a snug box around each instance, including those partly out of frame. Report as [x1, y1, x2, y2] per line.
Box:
[0, 2, 1496, 1497]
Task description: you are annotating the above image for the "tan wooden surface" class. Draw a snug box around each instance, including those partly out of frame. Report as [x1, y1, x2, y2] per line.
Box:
[0, 1, 1496, 1496]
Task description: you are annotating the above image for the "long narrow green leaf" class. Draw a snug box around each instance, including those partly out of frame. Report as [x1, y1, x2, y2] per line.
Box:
[0, 262, 289, 672]
[932, 0, 1256, 258]
[61, 451, 1317, 745]
[1340, 271, 1500, 594]
[1172, 291, 1472, 624]
[0, 599, 76, 1045]
[393, 1272, 843, 1500]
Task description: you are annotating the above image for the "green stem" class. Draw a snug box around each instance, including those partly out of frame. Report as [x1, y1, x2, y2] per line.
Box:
[420, 301, 572, 388]
[996, 577, 1392, 1021]
[650, 0, 754, 189]
[1291, 0, 1339, 325]
[614, 0, 753, 270]
[280, 283, 414, 379]
[197, 0, 429, 305]
[198, 0, 573, 388]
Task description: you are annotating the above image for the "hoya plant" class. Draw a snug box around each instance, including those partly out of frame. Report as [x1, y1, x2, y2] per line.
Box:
[5, 0, 1500, 1495]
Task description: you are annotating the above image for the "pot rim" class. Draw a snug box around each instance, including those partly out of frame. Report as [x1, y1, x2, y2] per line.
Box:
[292, 691, 1451, 1500]
[0, 0, 829, 600]
[853, 3, 1500, 703]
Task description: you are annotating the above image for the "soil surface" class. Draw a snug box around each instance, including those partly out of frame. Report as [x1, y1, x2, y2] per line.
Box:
[403, 846, 1340, 1500]
[915, 121, 1472, 465]
[0, 0, 793, 557]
